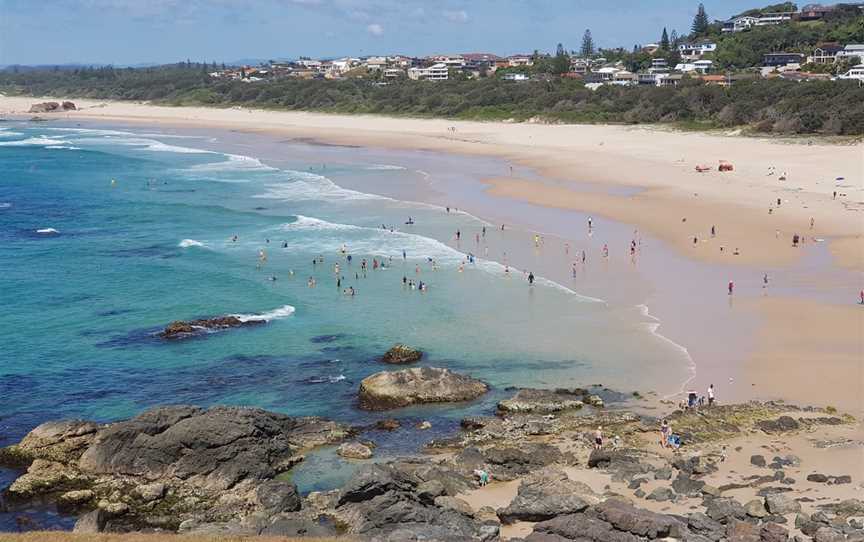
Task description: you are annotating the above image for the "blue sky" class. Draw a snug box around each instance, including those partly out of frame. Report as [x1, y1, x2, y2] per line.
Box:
[1, 0, 761, 65]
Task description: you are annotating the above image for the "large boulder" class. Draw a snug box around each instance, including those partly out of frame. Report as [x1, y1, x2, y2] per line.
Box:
[528, 513, 642, 542]
[0, 420, 99, 466]
[765, 493, 801, 515]
[593, 499, 689, 539]
[497, 388, 585, 414]
[337, 442, 374, 460]
[358, 367, 488, 410]
[77, 406, 347, 491]
[498, 468, 597, 523]
[160, 316, 265, 339]
[28, 102, 60, 113]
[381, 344, 423, 364]
[756, 416, 800, 434]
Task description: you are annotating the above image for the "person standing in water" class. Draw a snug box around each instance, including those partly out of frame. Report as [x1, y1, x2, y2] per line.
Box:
[763, 273, 769, 288]
[728, 281, 734, 295]
[456, 230, 461, 241]
[528, 272, 535, 285]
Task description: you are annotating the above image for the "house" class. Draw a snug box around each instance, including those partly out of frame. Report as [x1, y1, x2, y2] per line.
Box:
[570, 58, 591, 74]
[699, 74, 731, 86]
[382, 68, 405, 79]
[428, 55, 465, 68]
[674, 60, 713, 74]
[407, 63, 448, 81]
[650, 58, 669, 72]
[722, 15, 759, 32]
[658, 74, 684, 87]
[754, 12, 795, 26]
[594, 67, 622, 81]
[642, 43, 660, 54]
[637, 72, 659, 85]
[837, 64, 864, 81]
[798, 3, 836, 20]
[507, 55, 534, 67]
[836, 44, 864, 63]
[763, 52, 806, 67]
[365, 57, 389, 71]
[809, 43, 844, 64]
[678, 41, 717, 60]
[612, 70, 636, 85]
[502, 73, 529, 81]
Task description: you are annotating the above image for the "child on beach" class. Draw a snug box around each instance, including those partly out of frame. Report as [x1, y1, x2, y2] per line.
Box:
[594, 426, 603, 450]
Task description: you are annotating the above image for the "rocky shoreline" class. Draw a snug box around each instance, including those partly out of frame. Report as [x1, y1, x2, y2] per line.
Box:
[1, 351, 861, 541]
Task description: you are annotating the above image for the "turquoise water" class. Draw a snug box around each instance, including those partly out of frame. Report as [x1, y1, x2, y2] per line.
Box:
[0, 121, 690, 526]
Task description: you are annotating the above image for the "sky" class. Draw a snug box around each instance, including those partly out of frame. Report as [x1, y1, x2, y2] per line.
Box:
[1, 0, 762, 66]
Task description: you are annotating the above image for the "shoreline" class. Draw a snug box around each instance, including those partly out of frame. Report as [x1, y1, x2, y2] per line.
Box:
[2, 97, 862, 416]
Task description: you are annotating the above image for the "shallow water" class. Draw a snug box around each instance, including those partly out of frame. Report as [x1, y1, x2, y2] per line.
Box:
[0, 121, 693, 528]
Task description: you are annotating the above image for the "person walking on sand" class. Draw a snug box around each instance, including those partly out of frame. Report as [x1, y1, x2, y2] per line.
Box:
[711, 225, 716, 237]
[588, 217, 593, 231]
[763, 273, 769, 289]
[860, 290, 864, 305]
[708, 384, 715, 406]
[602, 244, 609, 258]
[582, 250, 586, 264]
[572, 263, 578, 278]
[728, 281, 734, 295]
[810, 217, 815, 230]
[594, 426, 603, 450]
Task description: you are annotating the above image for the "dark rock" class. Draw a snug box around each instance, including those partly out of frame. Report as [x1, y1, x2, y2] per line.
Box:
[381, 344, 423, 364]
[745, 499, 767, 518]
[654, 466, 673, 480]
[757, 487, 794, 497]
[751, 455, 767, 467]
[628, 478, 646, 489]
[477, 443, 566, 481]
[594, 499, 689, 539]
[761, 522, 789, 542]
[756, 416, 800, 433]
[764, 515, 788, 524]
[375, 419, 401, 431]
[28, 102, 61, 113]
[807, 473, 829, 483]
[673, 473, 706, 496]
[727, 519, 760, 542]
[831, 475, 851, 485]
[529, 513, 641, 542]
[646, 487, 675, 502]
[416, 480, 446, 503]
[61, 101, 77, 111]
[160, 315, 265, 339]
[814, 527, 846, 542]
[260, 515, 337, 537]
[254, 480, 301, 514]
[706, 498, 747, 523]
[689, 512, 725, 541]
[498, 388, 584, 414]
[337, 442, 374, 460]
[634, 489, 646, 498]
[765, 493, 801, 515]
[358, 367, 488, 410]
[498, 469, 596, 523]
[78, 406, 347, 490]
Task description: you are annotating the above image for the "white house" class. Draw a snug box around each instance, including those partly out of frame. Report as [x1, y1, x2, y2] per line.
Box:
[837, 64, 864, 81]
[507, 55, 534, 67]
[837, 44, 864, 63]
[722, 16, 759, 32]
[674, 59, 713, 74]
[502, 73, 529, 81]
[408, 63, 448, 81]
[754, 12, 794, 26]
[678, 41, 717, 60]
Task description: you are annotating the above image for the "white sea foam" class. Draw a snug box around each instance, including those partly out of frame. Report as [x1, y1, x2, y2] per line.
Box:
[636, 304, 696, 400]
[231, 304, 296, 323]
[71, 135, 214, 154]
[0, 203, 11, 210]
[178, 239, 207, 248]
[36, 228, 59, 234]
[256, 171, 388, 202]
[46, 145, 81, 150]
[0, 130, 24, 138]
[188, 153, 276, 172]
[274, 215, 602, 302]
[365, 164, 407, 171]
[0, 137, 71, 147]
[46, 127, 205, 140]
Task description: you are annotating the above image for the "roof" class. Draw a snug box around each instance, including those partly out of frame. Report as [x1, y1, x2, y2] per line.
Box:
[462, 53, 503, 61]
[844, 44, 864, 51]
[700, 75, 727, 82]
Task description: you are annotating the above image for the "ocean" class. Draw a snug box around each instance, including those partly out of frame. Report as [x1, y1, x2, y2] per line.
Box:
[0, 121, 692, 529]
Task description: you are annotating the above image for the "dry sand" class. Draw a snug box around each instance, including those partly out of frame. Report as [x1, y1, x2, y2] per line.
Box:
[2, 96, 862, 414]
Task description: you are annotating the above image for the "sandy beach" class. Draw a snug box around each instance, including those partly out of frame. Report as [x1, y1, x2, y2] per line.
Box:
[2, 96, 862, 416]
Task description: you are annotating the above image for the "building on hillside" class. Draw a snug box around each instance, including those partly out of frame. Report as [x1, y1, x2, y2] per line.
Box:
[836, 44, 864, 63]
[613, 70, 636, 85]
[674, 59, 713, 74]
[779, 71, 832, 81]
[699, 74, 731, 86]
[296, 59, 323, 70]
[507, 55, 534, 67]
[836, 64, 864, 81]
[407, 63, 448, 81]
[642, 43, 661, 54]
[754, 12, 795, 26]
[382, 68, 405, 79]
[798, 4, 836, 20]
[722, 15, 759, 32]
[658, 73, 684, 87]
[364, 57, 389, 71]
[763, 52, 806, 67]
[570, 58, 591, 74]
[502, 73, 530, 81]
[649, 58, 669, 72]
[678, 41, 718, 60]
[808, 43, 844, 64]
[428, 55, 465, 68]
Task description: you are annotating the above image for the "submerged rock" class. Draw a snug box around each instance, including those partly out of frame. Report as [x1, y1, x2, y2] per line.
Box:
[358, 367, 489, 410]
[381, 344, 423, 364]
[159, 316, 265, 339]
[337, 442, 374, 460]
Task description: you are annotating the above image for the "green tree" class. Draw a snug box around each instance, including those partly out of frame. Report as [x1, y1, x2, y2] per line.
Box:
[581, 29, 595, 57]
[670, 29, 679, 47]
[692, 3, 709, 35]
[660, 28, 670, 50]
[552, 43, 571, 74]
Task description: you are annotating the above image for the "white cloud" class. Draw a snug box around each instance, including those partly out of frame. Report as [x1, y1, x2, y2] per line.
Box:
[443, 9, 468, 23]
[366, 23, 384, 36]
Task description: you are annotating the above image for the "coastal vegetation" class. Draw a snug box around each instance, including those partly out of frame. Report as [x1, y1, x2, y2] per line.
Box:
[1, 66, 863, 136]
